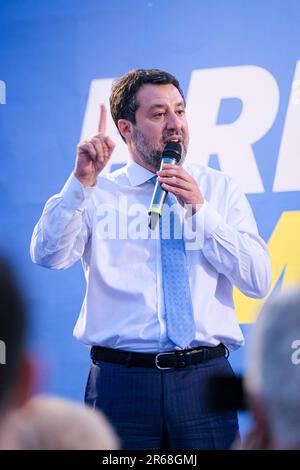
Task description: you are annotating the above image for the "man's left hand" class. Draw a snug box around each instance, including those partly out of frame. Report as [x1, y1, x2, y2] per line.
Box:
[157, 164, 204, 215]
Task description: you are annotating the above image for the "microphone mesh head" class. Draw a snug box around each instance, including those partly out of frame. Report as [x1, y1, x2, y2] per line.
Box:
[162, 141, 182, 162]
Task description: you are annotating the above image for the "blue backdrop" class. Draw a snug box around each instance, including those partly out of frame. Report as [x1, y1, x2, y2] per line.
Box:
[1, 0, 300, 437]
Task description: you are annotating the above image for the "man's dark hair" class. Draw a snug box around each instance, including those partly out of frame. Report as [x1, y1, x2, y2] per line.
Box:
[0, 257, 26, 410]
[110, 69, 185, 141]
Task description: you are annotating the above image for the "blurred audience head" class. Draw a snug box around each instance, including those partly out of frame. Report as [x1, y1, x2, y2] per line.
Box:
[0, 256, 34, 417]
[245, 287, 300, 449]
[0, 395, 120, 450]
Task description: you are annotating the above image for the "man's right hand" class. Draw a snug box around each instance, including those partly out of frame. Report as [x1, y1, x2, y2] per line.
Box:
[74, 104, 116, 187]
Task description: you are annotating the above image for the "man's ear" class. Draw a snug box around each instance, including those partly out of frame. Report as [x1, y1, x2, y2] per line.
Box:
[10, 353, 37, 409]
[117, 119, 132, 143]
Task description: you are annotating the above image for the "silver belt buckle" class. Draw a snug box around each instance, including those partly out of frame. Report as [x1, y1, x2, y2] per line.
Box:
[155, 352, 174, 370]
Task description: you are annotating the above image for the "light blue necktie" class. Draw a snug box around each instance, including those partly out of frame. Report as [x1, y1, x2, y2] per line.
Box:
[149, 176, 195, 349]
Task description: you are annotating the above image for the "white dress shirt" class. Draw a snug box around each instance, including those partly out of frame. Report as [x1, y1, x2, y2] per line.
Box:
[30, 160, 271, 352]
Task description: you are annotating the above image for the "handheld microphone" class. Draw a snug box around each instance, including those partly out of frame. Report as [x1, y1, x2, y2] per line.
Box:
[148, 141, 182, 230]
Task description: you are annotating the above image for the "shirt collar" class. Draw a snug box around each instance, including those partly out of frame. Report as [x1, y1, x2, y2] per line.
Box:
[125, 160, 156, 187]
[124, 158, 190, 187]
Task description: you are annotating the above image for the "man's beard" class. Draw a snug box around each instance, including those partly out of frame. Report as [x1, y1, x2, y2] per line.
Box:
[132, 126, 186, 171]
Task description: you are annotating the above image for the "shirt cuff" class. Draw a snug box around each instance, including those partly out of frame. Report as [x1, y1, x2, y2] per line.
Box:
[60, 173, 96, 211]
[192, 200, 223, 237]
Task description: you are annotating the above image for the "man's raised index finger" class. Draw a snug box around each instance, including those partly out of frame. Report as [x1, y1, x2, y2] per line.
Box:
[98, 103, 107, 134]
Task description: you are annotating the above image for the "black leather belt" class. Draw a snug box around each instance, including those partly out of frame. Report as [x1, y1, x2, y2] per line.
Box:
[91, 344, 227, 370]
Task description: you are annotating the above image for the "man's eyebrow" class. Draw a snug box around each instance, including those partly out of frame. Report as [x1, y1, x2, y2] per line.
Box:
[147, 101, 185, 112]
[147, 104, 166, 112]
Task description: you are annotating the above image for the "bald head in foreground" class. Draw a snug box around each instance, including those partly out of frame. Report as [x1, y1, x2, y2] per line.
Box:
[243, 287, 300, 449]
[0, 394, 119, 450]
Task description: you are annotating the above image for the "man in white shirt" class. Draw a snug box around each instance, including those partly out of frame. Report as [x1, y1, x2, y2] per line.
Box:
[31, 69, 272, 450]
